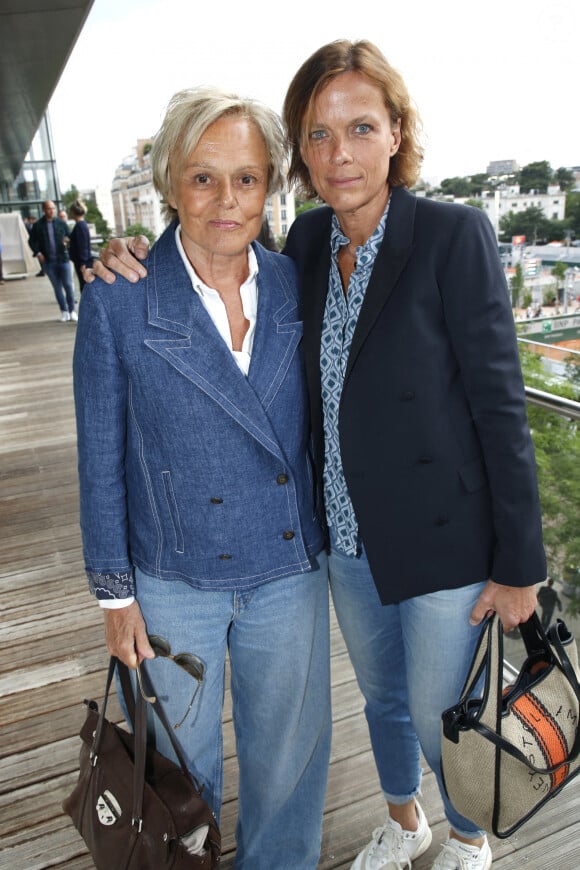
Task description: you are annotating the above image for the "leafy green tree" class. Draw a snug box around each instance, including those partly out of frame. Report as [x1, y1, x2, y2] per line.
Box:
[552, 261, 568, 302]
[517, 161, 553, 193]
[465, 199, 483, 210]
[61, 185, 111, 241]
[295, 200, 320, 217]
[125, 223, 156, 245]
[518, 346, 580, 610]
[499, 206, 552, 243]
[510, 263, 524, 308]
[556, 167, 575, 191]
[440, 177, 472, 197]
[565, 191, 580, 239]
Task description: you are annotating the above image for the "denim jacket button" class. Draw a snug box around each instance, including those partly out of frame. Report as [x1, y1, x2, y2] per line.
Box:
[210, 497, 223, 504]
[218, 553, 232, 560]
[282, 530, 295, 540]
[276, 473, 289, 485]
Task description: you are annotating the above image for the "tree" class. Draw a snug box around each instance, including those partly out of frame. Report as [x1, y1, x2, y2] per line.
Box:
[464, 199, 483, 210]
[556, 167, 575, 191]
[510, 263, 524, 308]
[518, 346, 580, 611]
[61, 185, 111, 242]
[517, 161, 553, 193]
[440, 177, 472, 197]
[295, 200, 321, 217]
[565, 191, 580, 239]
[125, 223, 156, 245]
[499, 206, 552, 243]
[552, 261, 568, 302]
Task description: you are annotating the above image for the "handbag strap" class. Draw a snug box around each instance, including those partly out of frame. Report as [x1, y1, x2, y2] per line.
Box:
[472, 718, 580, 774]
[116, 657, 204, 791]
[474, 613, 580, 769]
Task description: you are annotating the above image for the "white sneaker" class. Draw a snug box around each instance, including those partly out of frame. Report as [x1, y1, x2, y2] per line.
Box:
[59, 310, 70, 322]
[431, 837, 492, 870]
[351, 801, 432, 869]
[70, 310, 78, 322]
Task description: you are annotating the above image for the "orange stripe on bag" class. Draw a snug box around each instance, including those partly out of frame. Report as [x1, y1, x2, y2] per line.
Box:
[512, 693, 569, 790]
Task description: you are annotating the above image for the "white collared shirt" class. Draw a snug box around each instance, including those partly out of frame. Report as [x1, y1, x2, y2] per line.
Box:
[175, 225, 258, 376]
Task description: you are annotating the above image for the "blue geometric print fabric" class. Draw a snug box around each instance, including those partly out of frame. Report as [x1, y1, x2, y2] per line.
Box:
[320, 201, 390, 555]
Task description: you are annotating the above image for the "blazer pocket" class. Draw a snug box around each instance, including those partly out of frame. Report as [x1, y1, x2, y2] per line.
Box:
[162, 471, 185, 553]
[458, 457, 488, 494]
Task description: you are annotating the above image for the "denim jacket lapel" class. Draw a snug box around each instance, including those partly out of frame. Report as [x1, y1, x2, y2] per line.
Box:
[143, 229, 299, 461]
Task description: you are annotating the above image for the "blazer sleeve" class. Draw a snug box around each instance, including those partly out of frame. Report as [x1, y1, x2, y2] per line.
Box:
[73, 284, 134, 599]
[438, 206, 545, 585]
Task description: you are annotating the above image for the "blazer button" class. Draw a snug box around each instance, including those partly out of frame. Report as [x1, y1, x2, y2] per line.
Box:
[434, 515, 449, 527]
[210, 497, 223, 504]
[282, 531, 295, 541]
[401, 391, 415, 401]
[218, 553, 232, 560]
[276, 473, 289, 485]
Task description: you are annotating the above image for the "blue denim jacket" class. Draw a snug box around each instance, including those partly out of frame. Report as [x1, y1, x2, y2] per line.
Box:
[73, 224, 323, 601]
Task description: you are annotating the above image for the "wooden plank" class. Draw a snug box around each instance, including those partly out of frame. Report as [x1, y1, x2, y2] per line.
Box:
[3, 273, 580, 870]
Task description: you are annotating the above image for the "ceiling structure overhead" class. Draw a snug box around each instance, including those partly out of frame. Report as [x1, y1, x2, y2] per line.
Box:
[0, 0, 94, 184]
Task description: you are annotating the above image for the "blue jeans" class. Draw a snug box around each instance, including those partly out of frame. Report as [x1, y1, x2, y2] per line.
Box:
[328, 533, 486, 838]
[135, 555, 331, 870]
[43, 261, 75, 312]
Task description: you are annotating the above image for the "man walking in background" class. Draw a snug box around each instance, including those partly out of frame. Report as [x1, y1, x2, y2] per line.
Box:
[28, 201, 77, 321]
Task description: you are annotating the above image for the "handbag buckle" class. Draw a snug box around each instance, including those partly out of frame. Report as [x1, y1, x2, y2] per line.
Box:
[132, 816, 143, 833]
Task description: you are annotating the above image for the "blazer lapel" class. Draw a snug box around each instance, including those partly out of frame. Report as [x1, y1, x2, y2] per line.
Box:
[143, 228, 288, 460]
[247, 245, 303, 411]
[345, 187, 416, 381]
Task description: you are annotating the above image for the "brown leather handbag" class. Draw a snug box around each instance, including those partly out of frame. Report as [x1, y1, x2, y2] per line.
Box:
[63, 657, 221, 869]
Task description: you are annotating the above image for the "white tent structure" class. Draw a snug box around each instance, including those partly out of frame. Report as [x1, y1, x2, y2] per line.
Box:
[0, 212, 37, 278]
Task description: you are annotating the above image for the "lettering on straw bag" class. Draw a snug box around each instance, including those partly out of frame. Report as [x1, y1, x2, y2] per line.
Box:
[440, 613, 580, 838]
[62, 657, 221, 869]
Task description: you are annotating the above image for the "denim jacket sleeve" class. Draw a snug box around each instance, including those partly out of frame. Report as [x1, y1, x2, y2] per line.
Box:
[73, 283, 135, 602]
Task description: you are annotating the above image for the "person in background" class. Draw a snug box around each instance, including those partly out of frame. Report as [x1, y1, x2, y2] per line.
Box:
[28, 200, 76, 321]
[537, 577, 562, 630]
[88, 39, 546, 870]
[73, 86, 330, 870]
[68, 200, 93, 293]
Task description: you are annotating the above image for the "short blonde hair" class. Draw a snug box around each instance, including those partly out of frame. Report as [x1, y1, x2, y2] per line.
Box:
[283, 40, 424, 199]
[151, 86, 286, 222]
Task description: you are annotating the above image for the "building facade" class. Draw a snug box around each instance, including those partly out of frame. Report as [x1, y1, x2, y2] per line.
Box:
[478, 185, 566, 238]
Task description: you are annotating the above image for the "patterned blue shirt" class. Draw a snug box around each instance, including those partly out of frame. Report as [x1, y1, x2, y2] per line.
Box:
[321, 200, 390, 555]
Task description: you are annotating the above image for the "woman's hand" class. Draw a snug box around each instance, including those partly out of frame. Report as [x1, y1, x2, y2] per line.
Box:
[103, 600, 155, 669]
[469, 580, 538, 632]
[83, 235, 151, 285]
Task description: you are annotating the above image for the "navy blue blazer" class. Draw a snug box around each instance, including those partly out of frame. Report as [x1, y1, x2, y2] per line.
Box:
[69, 219, 93, 269]
[285, 186, 546, 604]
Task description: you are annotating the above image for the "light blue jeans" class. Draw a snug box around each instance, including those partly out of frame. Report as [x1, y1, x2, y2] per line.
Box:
[43, 261, 75, 312]
[134, 555, 331, 870]
[328, 533, 486, 838]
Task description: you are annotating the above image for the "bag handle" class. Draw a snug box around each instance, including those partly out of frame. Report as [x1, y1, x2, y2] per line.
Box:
[116, 657, 202, 789]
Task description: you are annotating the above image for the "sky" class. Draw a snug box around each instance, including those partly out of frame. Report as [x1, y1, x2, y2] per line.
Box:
[48, 0, 580, 194]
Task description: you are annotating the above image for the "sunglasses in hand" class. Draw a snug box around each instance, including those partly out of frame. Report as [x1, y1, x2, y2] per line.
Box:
[135, 634, 205, 729]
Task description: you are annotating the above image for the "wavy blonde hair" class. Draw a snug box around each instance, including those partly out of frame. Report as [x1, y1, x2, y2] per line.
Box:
[283, 39, 424, 199]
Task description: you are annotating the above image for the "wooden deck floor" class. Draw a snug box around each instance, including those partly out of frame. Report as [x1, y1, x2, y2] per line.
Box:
[1, 273, 579, 869]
